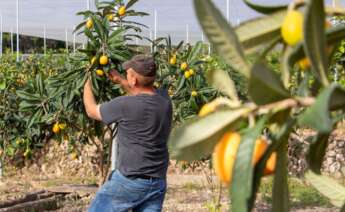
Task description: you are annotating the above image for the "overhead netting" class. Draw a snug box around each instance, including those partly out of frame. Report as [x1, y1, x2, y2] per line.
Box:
[0, 0, 339, 46]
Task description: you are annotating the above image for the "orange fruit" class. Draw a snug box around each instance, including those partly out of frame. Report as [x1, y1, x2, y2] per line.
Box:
[191, 90, 198, 97]
[86, 19, 93, 29]
[107, 14, 114, 21]
[180, 62, 188, 71]
[118, 6, 126, 16]
[212, 133, 277, 185]
[281, 10, 303, 46]
[96, 69, 104, 76]
[52, 122, 60, 134]
[212, 132, 241, 184]
[184, 71, 191, 79]
[169, 56, 177, 65]
[188, 69, 194, 75]
[99, 55, 108, 65]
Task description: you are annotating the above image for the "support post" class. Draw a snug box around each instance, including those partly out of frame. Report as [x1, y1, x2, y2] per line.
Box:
[16, 0, 19, 62]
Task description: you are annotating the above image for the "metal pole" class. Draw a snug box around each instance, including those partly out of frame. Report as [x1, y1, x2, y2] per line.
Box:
[87, 0, 90, 10]
[16, 0, 19, 62]
[149, 29, 153, 53]
[11, 28, 13, 54]
[73, 27, 76, 54]
[201, 32, 204, 43]
[0, 14, 2, 56]
[43, 25, 46, 55]
[226, 0, 230, 22]
[65, 28, 68, 53]
[154, 9, 157, 40]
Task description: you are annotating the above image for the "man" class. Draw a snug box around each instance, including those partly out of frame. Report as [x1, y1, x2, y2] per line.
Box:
[83, 55, 172, 212]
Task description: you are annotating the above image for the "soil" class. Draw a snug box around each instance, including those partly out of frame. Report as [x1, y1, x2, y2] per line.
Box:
[0, 169, 339, 212]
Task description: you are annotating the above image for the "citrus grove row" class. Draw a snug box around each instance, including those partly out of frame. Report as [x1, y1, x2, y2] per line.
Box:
[1, 0, 345, 211]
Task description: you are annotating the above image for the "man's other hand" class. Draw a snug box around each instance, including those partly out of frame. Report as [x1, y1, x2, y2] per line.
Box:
[109, 70, 124, 84]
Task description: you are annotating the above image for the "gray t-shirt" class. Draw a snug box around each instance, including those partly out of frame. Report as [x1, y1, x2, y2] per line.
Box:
[100, 89, 172, 179]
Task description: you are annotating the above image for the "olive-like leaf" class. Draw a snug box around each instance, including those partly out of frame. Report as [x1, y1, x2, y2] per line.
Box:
[272, 141, 289, 212]
[248, 62, 290, 105]
[231, 117, 267, 212]
[206, 69, 239, 101]
[307, 133, 330, 174]
[305, 171, 345, 207]
[235, 10, 286, 53]
[169, 107, 252, 161]
[303, 0, 329, 85]
[298, 84, 345, 133]
[243, 0, 287, 15]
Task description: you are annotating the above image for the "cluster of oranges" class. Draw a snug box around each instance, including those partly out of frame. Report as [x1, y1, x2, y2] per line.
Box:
[198, 101, 277, 185]
[91, 55, 109, 77]
[86, 6, 126, 29]
[52, 122, 67, 134]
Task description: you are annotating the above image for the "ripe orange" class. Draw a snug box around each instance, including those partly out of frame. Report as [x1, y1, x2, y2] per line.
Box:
[118, 6, 126, 16]
[184, 71, 191, 79]
[58, 123, 67, 130]
[281, 10, 303, 46]
[86, 19, 93, 29]
[188, 69, 194, 75]
[212, 133, 277, 185]
[52, 122, 60, 134]
[99, 55, 109, 65]
[96, 69, 104, 77]
[169, 56, 177, 65]
[180, 62, 188, 71]
[107, 14, 114, 21]
[212, 132, 241, 184]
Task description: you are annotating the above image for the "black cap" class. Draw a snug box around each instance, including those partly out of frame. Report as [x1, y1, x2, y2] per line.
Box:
[122, 55, 157, 77]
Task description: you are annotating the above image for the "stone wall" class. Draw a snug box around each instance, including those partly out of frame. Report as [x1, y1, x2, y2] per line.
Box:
[288, 129, 345, 179]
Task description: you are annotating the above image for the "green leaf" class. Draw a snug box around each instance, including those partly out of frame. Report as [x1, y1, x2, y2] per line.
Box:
[187, 41, 203, 64]
[243, 0, 287, 15]
[303, 0, 329, 86]
[206, 69, 239, 101]
[281, 46, 294, 88]
[288, 25, 345, 69]
[248, 62, 290, 105]
[0, 81, 6, 90]
[169, 107, 252, 161]
[194, 0, 250, 78]
[249, 118, 296, 210]
[231, 117, 267, 212]
[235, 10, 286, 53]
[126, 0, 139, 9]
[298, 84, 345, 133]
[272, 140, 289, 212]
[305, 171, 345, 207]
[307, 133, 330, 174]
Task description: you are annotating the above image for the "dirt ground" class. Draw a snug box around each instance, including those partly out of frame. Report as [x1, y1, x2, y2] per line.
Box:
[0, 171, 339, 212]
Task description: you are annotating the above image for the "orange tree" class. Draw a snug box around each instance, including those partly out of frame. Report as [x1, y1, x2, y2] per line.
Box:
[9, 0, 148, 179]
[153, 37, 218, 122]
[169, 0, 345, 211]
[0, 53, 67, 165]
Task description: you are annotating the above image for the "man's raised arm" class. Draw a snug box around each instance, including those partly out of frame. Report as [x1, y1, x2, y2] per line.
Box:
[83, 79, 102, 121]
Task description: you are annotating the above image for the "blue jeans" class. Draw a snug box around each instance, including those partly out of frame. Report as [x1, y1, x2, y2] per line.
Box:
[88, 170, 167, 212]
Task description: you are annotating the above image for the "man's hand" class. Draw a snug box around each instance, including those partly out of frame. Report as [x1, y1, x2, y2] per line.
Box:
[109, 70, 132, 94]
[109, 70, 124, 84]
